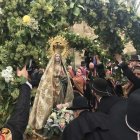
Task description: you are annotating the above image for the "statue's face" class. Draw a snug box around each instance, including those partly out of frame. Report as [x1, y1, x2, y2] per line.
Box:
[55, 54, 61, 62]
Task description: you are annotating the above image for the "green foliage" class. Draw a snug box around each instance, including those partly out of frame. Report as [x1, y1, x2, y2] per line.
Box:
[0, 0, 140, 127]
[61, 31, 108, 58]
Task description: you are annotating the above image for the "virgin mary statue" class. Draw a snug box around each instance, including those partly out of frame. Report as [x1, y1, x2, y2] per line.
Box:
[29, 36, 74, 130]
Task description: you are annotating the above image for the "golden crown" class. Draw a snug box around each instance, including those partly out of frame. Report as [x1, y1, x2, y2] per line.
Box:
[48, 35, 68, 57]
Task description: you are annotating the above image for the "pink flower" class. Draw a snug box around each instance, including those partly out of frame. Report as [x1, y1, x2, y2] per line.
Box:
[65, 113, 70, 120]
[56, 104, 63, 110]
[63, 103, 69, 108]
[59, 122, 66, 129]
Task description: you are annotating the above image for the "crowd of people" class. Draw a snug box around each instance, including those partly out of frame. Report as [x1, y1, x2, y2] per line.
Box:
[61, 52, 140, 140]
[1, 48, 140, 140]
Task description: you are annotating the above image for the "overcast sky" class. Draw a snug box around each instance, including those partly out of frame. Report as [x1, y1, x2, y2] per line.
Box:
[136, 0, 140, 14]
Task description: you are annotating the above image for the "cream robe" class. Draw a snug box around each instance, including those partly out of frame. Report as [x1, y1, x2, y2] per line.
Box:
[29, 55, 73, 129]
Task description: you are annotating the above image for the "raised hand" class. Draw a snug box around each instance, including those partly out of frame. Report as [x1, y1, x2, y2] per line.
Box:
[114, 53, 122, 63]
[17, 65, 28, 79]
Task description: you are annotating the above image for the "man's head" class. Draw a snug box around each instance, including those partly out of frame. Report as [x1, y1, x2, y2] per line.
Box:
[76, 68, 83, 76]
[67, 96, 92, 118]
[91, 78, 111, 100]
[89, 62, 94, 69]
[133, 66, 140, 78]
[129, 54, 140, 68]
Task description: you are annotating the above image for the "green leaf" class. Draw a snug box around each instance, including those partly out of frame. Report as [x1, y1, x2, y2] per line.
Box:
[0, 82, 5, 91]
[30, 31, 35, 38]
[11, 89, 19, 100]
[77, 4, 85, 10]
[80, 0, 84, 4]
[86, 0, 90, 4]
[70, 2, 75, 8]
[90, 11, 97, 18]
[5, 101, 10, 110]
[16, 76, 27, 84]
[73, 7, 80, 16]
[20, 76, 27, 84]
[48, 22, 55, 28]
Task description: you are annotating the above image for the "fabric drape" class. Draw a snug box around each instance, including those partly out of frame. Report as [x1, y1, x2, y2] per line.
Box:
[29, 55, 73, 129]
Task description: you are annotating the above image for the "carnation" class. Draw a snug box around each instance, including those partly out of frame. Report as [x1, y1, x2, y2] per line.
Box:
[1, 66, 14, 83]
[50, 112, 57, 119]
[6, 66, 13, 73]
[56, 104, 63, 110]
[1, 70, 8, 77]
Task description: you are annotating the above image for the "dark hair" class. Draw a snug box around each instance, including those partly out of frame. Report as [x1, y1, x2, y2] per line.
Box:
[81, 61, 86, 66]
[78, 67, 84, 75]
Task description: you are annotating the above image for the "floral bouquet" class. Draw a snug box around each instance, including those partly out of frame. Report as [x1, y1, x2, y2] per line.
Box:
[42, 103, 74, 139]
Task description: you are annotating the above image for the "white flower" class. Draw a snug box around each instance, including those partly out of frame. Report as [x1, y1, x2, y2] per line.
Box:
[61, 107, 67, 112]
[1, 66, 14, 83]
[6, 73, 13, 78]
[50, 112, 57, 120]
[6, 66, 13, 73]
[5, 77, 11, 83]
[27, 18, 39, 31]
[0, 8, 3, 15]
[1, 70, 8, 77]
[114, 66, 118, 70]
[47, 118, 53, 123]
[11, 77, 14, 82]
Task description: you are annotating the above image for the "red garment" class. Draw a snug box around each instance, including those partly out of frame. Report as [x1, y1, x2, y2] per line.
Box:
[0, 128, 12, 140]
[72, 75, 85, 95]
[68, 69, 75, 78]
[0, 134, 5, 140]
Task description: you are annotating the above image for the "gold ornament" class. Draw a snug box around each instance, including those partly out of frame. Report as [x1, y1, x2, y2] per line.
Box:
[48, 35, 68, 57]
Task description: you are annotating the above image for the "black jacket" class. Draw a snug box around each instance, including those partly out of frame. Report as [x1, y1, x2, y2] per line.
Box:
[119, 62, 140, 95]
[4, 83, 31, 140]
[61, 111, 111, 140]
[97, 96, 122, 114]
[109, 99, 137, 140]
[96, 63, 106, 78]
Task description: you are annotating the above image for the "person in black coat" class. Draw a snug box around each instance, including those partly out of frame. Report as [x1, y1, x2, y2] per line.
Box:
[0, 66, 32, 140]
[109, 89, 140, 140]
[115, 54, 140, 96]
[91, 78, 121, 114]
[61, 96, 111, 140]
